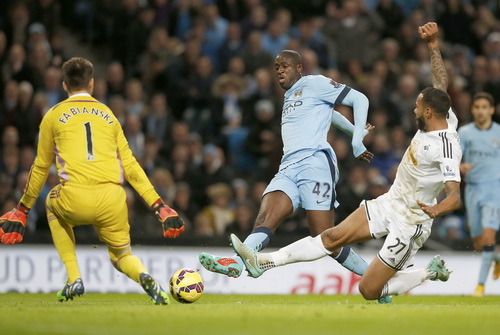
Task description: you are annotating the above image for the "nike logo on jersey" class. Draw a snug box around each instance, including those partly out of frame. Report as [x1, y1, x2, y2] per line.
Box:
[316, 199, 329, 204]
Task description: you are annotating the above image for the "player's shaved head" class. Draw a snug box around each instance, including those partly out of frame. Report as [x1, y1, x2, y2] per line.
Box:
[277, 50, 302, 66]
[275, 50, 303, 90]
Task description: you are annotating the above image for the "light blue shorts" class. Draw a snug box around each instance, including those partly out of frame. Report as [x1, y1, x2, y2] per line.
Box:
[465, 180, 500, 238]
[264, 150, 339, 211]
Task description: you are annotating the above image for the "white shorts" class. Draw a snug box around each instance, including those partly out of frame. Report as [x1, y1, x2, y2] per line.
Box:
[264, 150, 339, 211]
[362, 193, 432, 271]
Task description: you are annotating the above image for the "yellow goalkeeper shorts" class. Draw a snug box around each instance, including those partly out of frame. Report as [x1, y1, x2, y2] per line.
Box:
[46, 182, 131, 248]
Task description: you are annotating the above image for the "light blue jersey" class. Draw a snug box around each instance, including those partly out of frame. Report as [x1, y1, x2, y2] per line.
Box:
[280, 75, 367, 168]
[458, 122, 500, 184]
[264, 75, 368, 211]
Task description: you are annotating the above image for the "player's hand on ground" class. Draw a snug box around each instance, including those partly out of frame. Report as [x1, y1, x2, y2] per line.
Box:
[155, 204, 185, 238]
[418, 22, 438, 43]
[0, 206, 28, 244]
[356, 150, 374, 163]
[417, 200, 438, 219]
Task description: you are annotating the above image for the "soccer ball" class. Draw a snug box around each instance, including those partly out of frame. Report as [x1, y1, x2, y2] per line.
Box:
[169, 268, 204, 303]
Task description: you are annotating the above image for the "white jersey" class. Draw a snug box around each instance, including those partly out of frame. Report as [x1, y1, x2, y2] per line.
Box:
[387, 109, 462, 225]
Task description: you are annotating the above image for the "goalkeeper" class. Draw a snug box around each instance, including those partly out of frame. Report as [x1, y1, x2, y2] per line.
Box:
[0, 57, 184, 305]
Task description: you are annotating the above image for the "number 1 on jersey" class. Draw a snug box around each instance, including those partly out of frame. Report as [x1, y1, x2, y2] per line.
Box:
[84, 121, 95, 161]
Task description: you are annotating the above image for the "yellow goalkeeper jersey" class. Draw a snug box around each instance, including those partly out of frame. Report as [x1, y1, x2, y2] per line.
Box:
[21, 93, 160, 208]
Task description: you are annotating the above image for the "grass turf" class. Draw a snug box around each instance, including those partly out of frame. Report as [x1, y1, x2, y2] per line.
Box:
[1, 293, 499, 335]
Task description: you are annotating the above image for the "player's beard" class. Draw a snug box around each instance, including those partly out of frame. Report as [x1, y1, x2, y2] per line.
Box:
[416, 115, 426, 131]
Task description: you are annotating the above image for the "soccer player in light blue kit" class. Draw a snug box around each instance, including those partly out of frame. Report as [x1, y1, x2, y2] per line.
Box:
[458, 92, 500, 297]
[200, 49, 383, 299]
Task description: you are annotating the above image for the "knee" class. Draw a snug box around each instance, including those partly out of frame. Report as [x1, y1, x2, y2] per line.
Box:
[358, 282, 381, 301]
[320, 230, 337, 250]
[108, 245, 132, 271]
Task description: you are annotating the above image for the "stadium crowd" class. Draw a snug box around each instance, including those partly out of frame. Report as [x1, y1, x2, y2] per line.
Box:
[0, 0, 499, 248]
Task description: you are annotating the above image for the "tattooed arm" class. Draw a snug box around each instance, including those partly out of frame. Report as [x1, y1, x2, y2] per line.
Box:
[418, 22, 448, 92]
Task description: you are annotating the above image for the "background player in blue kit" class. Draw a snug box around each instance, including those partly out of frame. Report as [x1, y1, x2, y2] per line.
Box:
[200, 49, 378, 296]
[458, 92, 500, 297]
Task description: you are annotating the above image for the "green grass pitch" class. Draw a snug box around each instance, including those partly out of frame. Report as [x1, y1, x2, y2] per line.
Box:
[1, 293, 499, 335]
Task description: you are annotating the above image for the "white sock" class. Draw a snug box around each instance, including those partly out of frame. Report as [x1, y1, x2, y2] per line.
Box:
[381, 268, 428, 297]
[257, 236, 332, 269]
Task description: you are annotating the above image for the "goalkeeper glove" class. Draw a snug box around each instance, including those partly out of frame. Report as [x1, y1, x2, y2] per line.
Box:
[152, 199, 185, 238]
[0, 203, 29, 245]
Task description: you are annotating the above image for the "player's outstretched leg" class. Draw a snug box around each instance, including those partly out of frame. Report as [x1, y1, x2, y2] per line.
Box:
[57, 278, 85, 302]
[199, 252, 243, 278]
[426, 255, 451, 282]
[230, 234, 264, 278]
[139, 273, 170, 305]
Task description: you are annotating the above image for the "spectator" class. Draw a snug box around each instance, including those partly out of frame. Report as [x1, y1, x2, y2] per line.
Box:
[124, 114, 145, 159]
[376, 0, 405, 39]
[389, 73, 420, 132]
[39, 66, 65, 107]
[106, 62, 126, 96]
[336, 164, 370, 223]
[198, 182, 235, 236]
[202, 4, 229, 69]
[125, 78, 147, 117]
[323, 0, 383, 69]
[185, 56, 216, 136]
[260, 19, 290, 58]
[225, 199, 255, 235]
[240, 5, 268, 39]
[239, 30, 273, 75]
[108, 95, 127, 126]
[218, 22, 245, 73]
[144, 92, 174, 146]
[16, 81, 38, 146]
[370, 133, 400, 180]
[216, 0, 246, 22]
[295, 17, 329, 69]
[2, 44, 33, 85]
[172, 181, 199, 230]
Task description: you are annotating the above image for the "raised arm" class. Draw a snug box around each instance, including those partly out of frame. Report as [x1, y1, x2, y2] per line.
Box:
[419, 22, 448, 92]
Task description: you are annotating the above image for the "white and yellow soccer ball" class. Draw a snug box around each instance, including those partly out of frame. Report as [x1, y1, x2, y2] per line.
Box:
[169, 268, 204, 303]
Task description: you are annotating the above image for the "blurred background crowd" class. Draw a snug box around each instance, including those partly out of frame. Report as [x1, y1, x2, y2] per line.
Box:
[0, 0, 499, 249]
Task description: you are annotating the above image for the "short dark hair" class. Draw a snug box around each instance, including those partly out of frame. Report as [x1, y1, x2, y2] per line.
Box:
[421, 87, 450, 118]
[61, 57, 93, 92]
[277, 50, 302, 66]
[473, 92, 494, 106]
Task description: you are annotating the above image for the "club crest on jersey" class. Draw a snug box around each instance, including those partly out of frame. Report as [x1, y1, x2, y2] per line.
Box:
[329, 79, 342, 88]
[294, 89, 302, 97]
[403, 140, 419, 166]
[492, 139, 500, 148]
